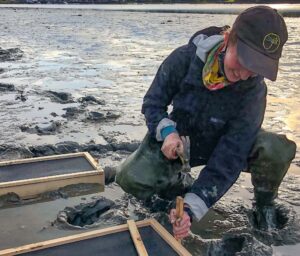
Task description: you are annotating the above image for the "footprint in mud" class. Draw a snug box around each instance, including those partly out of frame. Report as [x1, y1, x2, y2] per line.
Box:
[20, 121, 62, 135]
[54, 193, 172, 231]
[184, 233, 273, 256]
[185, 198, 300, 255]
[249, 203, 300, 246]
[0, 193, 22, 208]
[55, 196, 129, 230]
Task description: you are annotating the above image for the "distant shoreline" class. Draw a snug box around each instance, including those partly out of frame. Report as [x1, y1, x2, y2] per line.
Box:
[0, 3, 300, 16]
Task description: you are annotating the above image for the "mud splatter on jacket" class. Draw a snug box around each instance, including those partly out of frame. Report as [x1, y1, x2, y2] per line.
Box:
[142, 26, 267, 221]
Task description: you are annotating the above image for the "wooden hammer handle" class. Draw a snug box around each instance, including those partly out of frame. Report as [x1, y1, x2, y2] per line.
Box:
[175, 196, 184, 244]
[176, 196, 184, 220]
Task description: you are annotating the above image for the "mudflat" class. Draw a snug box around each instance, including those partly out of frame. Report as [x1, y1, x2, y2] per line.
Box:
[0, 6, 299, 255]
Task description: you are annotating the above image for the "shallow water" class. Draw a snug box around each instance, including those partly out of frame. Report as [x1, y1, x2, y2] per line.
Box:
[0, 5, 299, 256]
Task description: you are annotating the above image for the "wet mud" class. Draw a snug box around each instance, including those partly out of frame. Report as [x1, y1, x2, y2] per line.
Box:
[43, 178, 300, 255]
[62, 106, 85, 119]
[78, 95, 105, 106]
[0, 183, 102, 209]
[20, 121, 62, 135]
[185, 233, 273, 256]
[0, 7, 299, 255]
[250, 204, 300, 246]
[0, 173, 300, 255]
[182, 197, 300, 255]
[0, 132, 140, 162]
[0, 47, 23, 62]
[38, 181, 294, 255]
[0, 193, 21, 208]
[0, 83, 15, 91]
[45, 90, 74, 104]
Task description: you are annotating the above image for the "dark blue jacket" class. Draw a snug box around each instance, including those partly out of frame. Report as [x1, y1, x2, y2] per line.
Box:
[142, 26, 267, 219]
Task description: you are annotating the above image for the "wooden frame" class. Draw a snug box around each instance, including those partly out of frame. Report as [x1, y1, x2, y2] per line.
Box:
[0, 219, 192, 256]
[0, 152, 104, 199]
[127, 219, 149, 256]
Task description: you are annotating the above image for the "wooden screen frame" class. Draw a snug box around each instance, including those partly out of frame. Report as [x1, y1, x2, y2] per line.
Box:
[0, 219, 192, 256]
[0, 152, 104, 199]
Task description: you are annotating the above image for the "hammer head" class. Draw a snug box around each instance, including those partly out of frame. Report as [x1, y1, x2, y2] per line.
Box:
[177, 136, 191, 173]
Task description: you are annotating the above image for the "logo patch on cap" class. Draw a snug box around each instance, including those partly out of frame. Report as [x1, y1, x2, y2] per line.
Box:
[263, 33, 280, 53]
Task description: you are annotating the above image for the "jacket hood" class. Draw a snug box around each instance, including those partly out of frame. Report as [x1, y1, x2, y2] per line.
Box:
[192, 34, 224, 63]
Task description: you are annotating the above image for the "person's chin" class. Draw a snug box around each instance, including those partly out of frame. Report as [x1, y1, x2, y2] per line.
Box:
[225, 71, 240, 83]
[228, 76, 240, 83]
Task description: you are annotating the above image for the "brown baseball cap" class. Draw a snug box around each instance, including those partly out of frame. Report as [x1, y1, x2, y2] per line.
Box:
[233, 6, 288, 81]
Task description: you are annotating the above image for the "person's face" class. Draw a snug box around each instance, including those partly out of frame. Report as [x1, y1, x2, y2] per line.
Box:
[223, 42, 256, 83]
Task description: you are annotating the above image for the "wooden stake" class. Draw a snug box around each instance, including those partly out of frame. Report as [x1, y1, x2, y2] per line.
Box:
[175, 196, 184, 244]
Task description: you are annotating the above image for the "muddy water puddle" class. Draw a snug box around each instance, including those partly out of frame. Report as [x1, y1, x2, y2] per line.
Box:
[0, 184, 124, 249]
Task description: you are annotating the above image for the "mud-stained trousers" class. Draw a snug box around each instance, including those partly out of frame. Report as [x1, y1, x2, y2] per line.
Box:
[116, 130, 297, 207]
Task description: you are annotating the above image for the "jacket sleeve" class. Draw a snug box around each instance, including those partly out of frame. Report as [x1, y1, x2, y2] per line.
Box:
[142, 44, 192, 140]
[184, 78, 267, 221]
